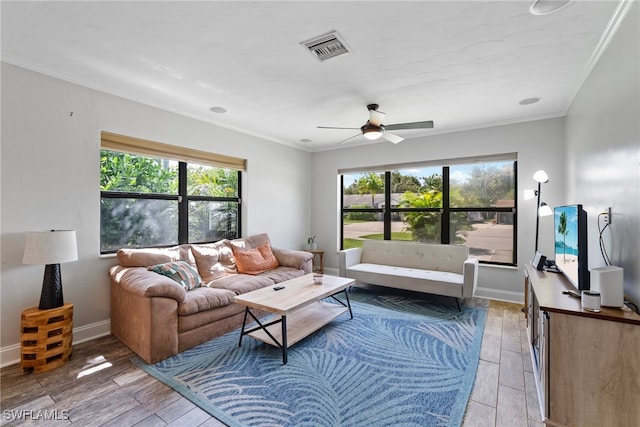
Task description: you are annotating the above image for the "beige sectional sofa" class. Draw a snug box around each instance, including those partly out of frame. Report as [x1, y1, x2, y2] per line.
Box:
[110, 233, 312, 363]
[338, 239, 478, 305]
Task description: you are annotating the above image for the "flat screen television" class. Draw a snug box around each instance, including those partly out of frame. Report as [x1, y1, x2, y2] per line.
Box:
[554, 204, 589, 290]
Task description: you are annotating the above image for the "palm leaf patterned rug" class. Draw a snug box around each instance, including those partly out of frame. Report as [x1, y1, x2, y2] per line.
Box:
[134, 286, 487, 427]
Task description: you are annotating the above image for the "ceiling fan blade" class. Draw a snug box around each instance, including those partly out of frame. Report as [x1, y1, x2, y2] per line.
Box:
[317, 126, 360, 130]
[383, 132, 404, 144]
[337, 133, 362, 145]
[369, 110, 386, 127]
[385, 120, 434, 131]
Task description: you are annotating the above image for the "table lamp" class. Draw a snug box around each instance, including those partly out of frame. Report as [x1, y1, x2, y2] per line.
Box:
[23, 230, 78, 310]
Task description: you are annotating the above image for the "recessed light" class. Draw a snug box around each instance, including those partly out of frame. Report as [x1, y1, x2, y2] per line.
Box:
[529, 0, 572, 16]
[209, 106, 227, 114]
[519, 97, 541, 105]
[300, 138, 312, 143]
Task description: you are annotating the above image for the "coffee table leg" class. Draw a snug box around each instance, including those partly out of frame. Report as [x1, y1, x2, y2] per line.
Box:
[238, 307, 249, 347]
[281, 315, 288, 364]
[344, 289, 353, 319]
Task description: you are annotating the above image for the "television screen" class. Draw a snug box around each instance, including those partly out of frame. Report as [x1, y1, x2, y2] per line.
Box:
[554, 204, 589, 290]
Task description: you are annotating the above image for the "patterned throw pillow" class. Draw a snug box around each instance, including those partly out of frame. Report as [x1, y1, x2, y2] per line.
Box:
[148, 261, 203, 290]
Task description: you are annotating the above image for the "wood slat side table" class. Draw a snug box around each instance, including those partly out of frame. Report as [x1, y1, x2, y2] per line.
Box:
[306, 249, 325, 274]
[20, 303, 73, 373]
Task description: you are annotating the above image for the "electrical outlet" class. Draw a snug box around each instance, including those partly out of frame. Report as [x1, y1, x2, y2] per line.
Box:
[603, 207, 612, 224]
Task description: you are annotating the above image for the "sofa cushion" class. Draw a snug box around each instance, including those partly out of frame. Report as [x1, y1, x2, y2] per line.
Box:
[117, 247, 182, 267]
[191, 240, 237, 281]
[229, 233, 271, 250]
[347, 263, 464, 285]
[116, 244, 195, 267]
[345, 263, 464, 298]
[209, 273, 274, 294]
[177, 287, 237, 316]
[149, 261, 203, 290]
[178, 303, 245, 334]
[231, 242, 280, 275]
[259, 266, 307, 283]
[360, 240, 468, 274]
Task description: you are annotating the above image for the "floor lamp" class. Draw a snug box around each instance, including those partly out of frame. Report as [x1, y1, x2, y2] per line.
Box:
[525, 170, 552, 254]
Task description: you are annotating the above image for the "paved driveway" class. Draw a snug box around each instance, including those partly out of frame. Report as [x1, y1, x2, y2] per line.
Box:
[343, 221, 513, 263]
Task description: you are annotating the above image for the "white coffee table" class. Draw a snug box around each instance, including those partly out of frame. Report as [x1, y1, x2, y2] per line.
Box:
[234, 273, 354, 364]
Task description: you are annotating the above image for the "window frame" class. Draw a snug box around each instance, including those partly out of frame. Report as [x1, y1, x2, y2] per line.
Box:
[340, 158, 518, 266]
[100, 132, 244, 254]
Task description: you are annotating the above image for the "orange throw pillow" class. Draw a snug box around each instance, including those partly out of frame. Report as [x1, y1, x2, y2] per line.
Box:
[232, 242, 279, 275]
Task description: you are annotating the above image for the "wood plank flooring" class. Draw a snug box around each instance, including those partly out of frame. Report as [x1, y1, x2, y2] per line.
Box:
[1, 299, 540, 426]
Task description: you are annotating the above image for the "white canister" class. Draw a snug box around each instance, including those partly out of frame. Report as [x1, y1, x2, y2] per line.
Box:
[581, 290, 601, 313]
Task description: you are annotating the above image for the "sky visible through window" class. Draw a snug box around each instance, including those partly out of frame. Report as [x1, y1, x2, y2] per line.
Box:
[342, 165, 477, 188]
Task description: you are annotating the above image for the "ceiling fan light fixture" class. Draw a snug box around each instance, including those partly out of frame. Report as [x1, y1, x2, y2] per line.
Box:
[361, 123, 384, 140]
[319, 103, 433, 146]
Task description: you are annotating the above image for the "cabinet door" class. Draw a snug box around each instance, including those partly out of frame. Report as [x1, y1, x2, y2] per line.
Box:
[549, 312, 640, 426]
[538, 310, 548, 418]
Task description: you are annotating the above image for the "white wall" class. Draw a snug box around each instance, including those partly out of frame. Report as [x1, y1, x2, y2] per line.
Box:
[311, 118, 567, 302]
[0, 63, 311, 364]
[565, 3, 640, 304]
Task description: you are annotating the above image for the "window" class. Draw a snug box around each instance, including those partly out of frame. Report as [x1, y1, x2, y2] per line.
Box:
[100, 132, 244, 253]
[341, 158, 517, 265]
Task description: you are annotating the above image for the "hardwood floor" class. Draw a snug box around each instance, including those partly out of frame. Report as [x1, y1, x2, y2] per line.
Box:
[462, 300, 543, 427]
[1, 299, 540, 427]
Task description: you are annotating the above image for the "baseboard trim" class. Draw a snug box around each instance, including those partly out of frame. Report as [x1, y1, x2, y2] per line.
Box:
[474, 286, 524, 304]
[0, 319, 111, 368]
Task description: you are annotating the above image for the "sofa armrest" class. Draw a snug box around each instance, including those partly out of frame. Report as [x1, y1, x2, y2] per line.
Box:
[110, 268, 180, 363]
[462, 257, 479, 299]
[338, 248, 362, 277]
[110, 265, 187, 303]
[272, 248, 314, 273]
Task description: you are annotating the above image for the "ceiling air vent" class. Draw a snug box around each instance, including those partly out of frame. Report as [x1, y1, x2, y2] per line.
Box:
[302, 31, 350, 62]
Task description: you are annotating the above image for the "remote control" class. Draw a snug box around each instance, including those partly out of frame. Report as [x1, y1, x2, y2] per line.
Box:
[563, 289, 581, 298]
[273, 286, 285, 291]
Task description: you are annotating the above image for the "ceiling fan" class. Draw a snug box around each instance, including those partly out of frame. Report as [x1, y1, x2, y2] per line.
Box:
[318, 103, 434, 145]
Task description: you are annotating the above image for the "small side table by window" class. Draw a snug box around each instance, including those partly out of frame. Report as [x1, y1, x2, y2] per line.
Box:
[20, 303, 73, 373]
[307, 249, 325, 274]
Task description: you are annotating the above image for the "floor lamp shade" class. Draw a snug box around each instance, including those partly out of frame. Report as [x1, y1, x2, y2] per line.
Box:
[23, 230, 78, 310]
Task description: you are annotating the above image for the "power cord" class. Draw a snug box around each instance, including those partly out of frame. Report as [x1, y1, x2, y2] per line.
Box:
[597, 212, 611, 266]
[624, 295, 639, 314]
[596, 211, 639, 315]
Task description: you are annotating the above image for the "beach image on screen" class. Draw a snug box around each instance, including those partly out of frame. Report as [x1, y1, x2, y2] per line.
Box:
[554, 205, 579, 286]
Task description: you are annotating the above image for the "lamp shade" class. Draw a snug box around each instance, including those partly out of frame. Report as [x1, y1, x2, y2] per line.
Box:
[532, 170, 549, 183]
[23, 230, 78, 265]
[539, 202, 553, 217]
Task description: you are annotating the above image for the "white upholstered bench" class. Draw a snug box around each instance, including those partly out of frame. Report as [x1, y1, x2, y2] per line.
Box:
[338, 240, 478, 308]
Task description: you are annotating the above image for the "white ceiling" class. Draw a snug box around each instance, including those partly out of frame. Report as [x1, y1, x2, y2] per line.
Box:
[0, 1, 626, 151]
